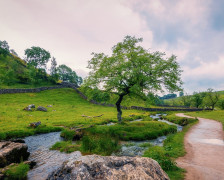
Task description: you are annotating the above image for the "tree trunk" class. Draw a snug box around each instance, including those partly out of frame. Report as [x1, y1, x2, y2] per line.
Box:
[116, 94, 124, 123]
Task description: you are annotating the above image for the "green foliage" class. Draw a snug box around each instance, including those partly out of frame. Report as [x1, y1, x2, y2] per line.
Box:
[25, 46, 51, 69]
[57, 64, 82, 85]
[60, 129, 76, 141]
[4, 163, 29, 180]
[191, 92, 203, 108]
[81, 135, 119, 155]
[203, 88, 220, 109]
[217, 99, 224, 110]
[85, 35, 182, 122]
[143, 146, 177, 170]
[85, 121, 177, 141]
[50, 141, 80, 153]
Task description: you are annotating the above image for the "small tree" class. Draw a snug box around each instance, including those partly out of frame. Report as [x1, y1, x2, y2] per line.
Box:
[25, 46, 51, 69]
[180, 93, 191, 107]
[0, 40, 10, 52]
[50, 57, 59, 82]
[85, 36, 182, 122]
[217, 99, 224, 110]
[57, 64, 82, 85]
[203, 88, 220, 109]
[191, 92, 203, 108]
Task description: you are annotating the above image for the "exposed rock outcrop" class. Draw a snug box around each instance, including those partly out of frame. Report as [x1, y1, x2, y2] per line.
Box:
[0, 141, 30, 168]
[47, 155, 169, 180]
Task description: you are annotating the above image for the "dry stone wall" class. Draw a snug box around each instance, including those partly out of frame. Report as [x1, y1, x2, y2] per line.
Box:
[0, 82, 209, 111]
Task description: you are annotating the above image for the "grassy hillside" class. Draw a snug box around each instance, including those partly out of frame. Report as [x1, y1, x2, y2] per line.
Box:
[0, 49, 56, 88]
[0, 88, 146, 139]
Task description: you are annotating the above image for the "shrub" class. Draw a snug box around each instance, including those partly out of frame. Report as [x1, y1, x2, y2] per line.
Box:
[4, 163, 29, 180]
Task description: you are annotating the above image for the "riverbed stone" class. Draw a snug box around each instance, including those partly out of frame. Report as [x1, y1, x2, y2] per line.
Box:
[47, 155, 169, 180]
[0, 141, 30, 168]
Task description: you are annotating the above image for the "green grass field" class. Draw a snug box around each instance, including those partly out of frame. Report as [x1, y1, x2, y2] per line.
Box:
[0, 88, 147, 139]
[186, 110, 224, 128]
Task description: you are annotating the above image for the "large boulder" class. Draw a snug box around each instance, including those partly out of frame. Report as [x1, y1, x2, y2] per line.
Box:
[47, 155, 169, 180]
[0, 141, 30, 168]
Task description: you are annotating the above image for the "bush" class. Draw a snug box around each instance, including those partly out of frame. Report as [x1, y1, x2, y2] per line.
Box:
[4, 163, 29, 180]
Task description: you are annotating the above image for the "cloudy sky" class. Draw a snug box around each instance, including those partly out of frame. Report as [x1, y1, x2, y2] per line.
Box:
[0, 0, 224, 94]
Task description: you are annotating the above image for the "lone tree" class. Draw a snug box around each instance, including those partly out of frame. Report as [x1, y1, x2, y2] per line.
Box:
[25, 46, 51, 69]
[85, 36, 183, 123]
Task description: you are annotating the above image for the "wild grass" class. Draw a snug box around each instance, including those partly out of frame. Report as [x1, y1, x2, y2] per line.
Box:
[0, 88, 144, 139]
[163, 114, 198, 126]
[3, 162, 29, 180]
[85, 121, 177, 141]
[50, 141, 80, 153]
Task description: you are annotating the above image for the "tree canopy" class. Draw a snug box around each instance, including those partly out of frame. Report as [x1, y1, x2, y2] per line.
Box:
[57, 64, 83, 86]
[25, 46, 51, 69]
[85, 35, 183, 122]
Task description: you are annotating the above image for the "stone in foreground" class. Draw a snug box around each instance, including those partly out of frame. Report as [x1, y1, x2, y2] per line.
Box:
[47, 155, 169, 180]
[0, 141, 30, 168]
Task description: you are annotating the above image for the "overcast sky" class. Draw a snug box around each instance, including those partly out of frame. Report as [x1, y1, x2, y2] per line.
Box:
[0, 0, 224, 94]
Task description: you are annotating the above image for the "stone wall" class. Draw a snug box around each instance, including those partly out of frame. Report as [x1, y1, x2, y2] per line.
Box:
[0, 83, 210, 111]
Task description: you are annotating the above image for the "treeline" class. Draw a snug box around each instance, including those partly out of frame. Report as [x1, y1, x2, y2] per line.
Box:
[0, 40, 82, 86]
[165, 89, 224, 110]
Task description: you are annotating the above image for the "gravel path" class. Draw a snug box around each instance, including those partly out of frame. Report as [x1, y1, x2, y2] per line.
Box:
[176, 113, 224, 180]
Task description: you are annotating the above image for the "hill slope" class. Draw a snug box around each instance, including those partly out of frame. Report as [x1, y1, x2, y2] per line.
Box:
[0, 88, 145, 139]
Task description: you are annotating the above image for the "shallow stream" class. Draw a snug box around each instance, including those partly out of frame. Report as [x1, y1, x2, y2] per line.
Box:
[24, 114, 182, 179]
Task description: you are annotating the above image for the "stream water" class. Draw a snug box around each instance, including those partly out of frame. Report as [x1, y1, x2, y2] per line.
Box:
[24, 114, 182, 179]
[24, 132, 81, 180]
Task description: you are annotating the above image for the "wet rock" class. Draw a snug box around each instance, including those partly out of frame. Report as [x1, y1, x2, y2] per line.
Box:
[0, 141, 30, 168]
[37, 106, 47, 112]
[47, 155, 169, 180]
[23, 160, 36, 169]
[11, 139, 25, 143]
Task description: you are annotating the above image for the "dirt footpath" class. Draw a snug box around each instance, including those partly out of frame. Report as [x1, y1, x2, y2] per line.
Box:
[176, 113, 224, 180]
